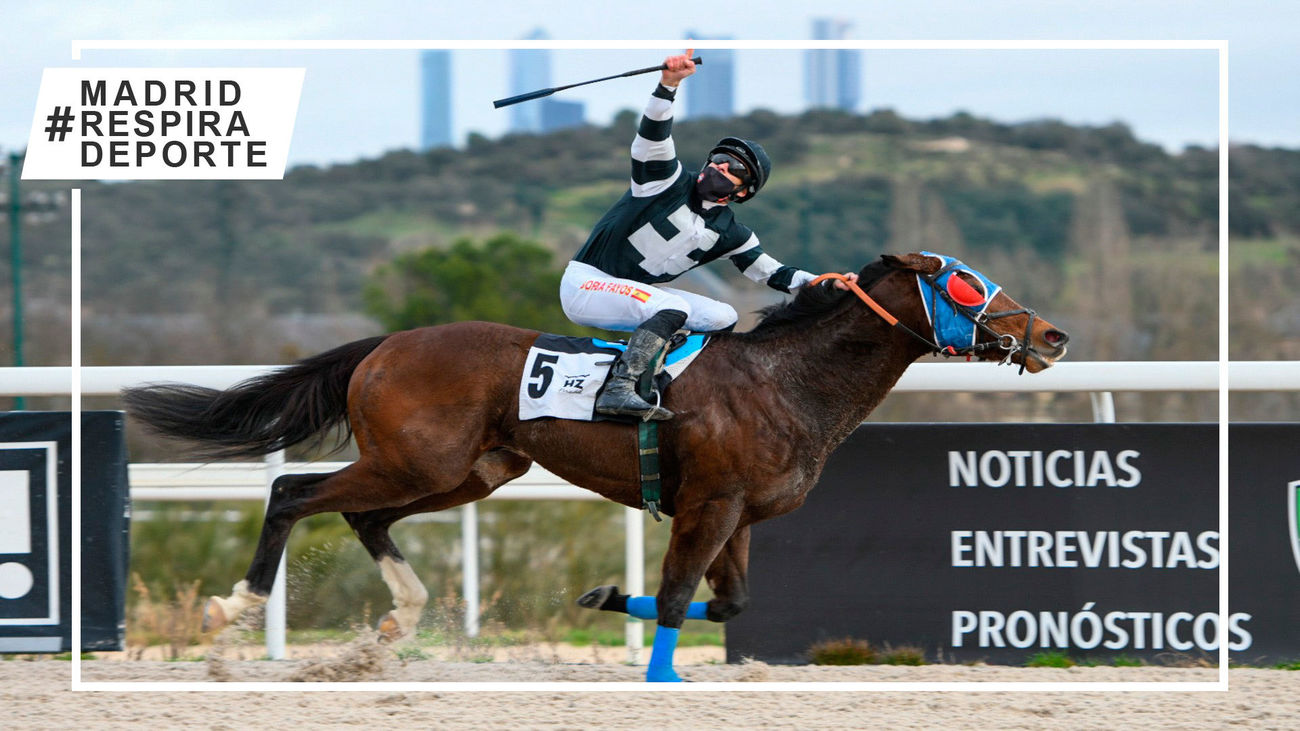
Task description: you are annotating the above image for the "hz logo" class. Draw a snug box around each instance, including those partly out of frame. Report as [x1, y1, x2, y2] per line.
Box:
[560, 374, 589, 393]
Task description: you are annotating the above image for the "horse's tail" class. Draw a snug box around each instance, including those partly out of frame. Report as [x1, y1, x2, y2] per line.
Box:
[121, 334, 390, 460]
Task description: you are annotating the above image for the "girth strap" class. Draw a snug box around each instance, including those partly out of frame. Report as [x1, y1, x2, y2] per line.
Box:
[636, 345, 667, 521]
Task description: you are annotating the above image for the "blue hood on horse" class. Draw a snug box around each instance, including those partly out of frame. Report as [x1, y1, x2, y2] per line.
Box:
[915, 252, 1004, 351]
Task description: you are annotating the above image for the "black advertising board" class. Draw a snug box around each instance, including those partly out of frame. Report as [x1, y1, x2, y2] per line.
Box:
[727, 423, 1297, 665]
[0, 412, 129, 653]
[1226, 424, 1300, 666]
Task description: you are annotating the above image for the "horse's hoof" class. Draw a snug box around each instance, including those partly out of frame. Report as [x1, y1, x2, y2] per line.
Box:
[577, 585, 618, 610]
[201, 597, 229, 633]
[376, 612, 405, 643]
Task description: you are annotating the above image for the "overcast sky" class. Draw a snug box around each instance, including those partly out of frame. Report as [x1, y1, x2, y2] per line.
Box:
[2, 1, 1294, 168]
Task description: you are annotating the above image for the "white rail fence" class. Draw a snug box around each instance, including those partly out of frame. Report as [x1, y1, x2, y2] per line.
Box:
[12, 360, 1300, 396]
[4, 361, 1298, 661]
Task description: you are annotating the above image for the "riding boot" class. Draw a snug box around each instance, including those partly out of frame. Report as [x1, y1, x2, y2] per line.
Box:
[596, 327, 674, 421]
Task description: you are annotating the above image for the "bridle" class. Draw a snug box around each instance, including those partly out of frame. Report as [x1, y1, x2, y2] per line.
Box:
[811, 262, 1047, 375]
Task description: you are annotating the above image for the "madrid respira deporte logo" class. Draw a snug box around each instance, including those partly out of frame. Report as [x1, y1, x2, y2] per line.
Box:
[24, 68, 303, 181]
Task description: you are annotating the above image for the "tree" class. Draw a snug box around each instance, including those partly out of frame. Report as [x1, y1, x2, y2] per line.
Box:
[1065, 174, 1136, 361]
[362, 232, 596, 335]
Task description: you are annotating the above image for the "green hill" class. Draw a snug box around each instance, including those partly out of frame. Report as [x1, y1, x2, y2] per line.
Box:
[9, 107, 1300, 389]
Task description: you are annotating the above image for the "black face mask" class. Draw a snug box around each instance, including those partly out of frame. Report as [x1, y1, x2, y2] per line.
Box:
[695, 166, 740, 202]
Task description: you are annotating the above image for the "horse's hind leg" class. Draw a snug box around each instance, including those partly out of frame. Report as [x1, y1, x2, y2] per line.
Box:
[203, 471, 328, 630]
[203, 462, 438, 632]
[343, 448, 533, 642]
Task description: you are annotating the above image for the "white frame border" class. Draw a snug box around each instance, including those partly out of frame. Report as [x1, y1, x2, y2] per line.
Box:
[66, 38, 1229, 693]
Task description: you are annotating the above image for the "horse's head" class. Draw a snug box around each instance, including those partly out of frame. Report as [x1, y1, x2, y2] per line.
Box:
[877, 252, 1069, 373]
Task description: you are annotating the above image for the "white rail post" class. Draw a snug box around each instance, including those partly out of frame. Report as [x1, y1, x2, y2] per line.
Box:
[264, 449, 287, 659]
[462, 502, 480, 638]
[625, 506, 645, 664]
[1090, 391, 1117, 423]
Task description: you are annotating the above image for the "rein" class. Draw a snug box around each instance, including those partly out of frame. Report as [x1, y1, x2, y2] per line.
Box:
[810, 268, 1045, 374]
[809, 272, 932, 348]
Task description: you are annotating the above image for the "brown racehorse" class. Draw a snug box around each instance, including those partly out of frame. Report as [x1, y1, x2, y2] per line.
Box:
[123, 252, 1069, 682]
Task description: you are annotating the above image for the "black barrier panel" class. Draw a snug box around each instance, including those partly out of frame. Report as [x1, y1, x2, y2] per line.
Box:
[1227, 424, 1300, 666]
[0, 412, 129, 653]
[727, 423, 1238, 665]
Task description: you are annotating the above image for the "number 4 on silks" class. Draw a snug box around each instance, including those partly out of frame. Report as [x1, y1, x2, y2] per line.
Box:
[528, 353, 559, 398]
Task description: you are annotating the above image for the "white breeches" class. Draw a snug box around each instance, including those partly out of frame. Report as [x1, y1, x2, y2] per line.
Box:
[560, 261, 738, 333]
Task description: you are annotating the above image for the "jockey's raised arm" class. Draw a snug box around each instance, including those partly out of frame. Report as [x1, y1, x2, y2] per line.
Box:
[560, 48, 855, 422]
[628, 75, 683, 199]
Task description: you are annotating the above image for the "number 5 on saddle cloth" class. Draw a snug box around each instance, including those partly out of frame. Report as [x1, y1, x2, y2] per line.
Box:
[517, 332, 709, 521]
[517, 333, 708, 423]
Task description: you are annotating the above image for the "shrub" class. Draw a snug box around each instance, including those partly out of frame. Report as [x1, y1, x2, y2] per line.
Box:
[879, 644, 926, 666]
[125, 573, 204, 660]
[1025, 651, 1076, 668]
[808, 637, 877, 665]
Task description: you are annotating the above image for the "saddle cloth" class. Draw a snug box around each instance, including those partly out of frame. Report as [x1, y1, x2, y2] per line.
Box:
[518, 333, 709, 421]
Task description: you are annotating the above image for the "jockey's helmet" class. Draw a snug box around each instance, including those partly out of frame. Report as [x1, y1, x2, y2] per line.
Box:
[705, 137, 770, 203]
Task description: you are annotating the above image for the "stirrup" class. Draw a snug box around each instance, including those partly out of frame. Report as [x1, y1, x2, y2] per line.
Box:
[596, 380, 673, 420]
[596, 394, 674, 421]
[639, 386, 673, 422]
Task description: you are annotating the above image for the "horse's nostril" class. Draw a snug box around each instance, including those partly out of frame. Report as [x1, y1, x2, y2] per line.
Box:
[1044, 329, 1069, 347]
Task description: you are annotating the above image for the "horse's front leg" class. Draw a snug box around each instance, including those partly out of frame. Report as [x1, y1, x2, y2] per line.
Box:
[578, 525, 750, 622]
[649, 497, 743, 682]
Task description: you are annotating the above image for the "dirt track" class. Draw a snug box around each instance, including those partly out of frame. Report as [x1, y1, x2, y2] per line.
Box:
[5, 646, 1298, 729]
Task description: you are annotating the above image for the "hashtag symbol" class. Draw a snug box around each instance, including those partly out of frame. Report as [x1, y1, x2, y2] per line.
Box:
[44, 106, 75, 142]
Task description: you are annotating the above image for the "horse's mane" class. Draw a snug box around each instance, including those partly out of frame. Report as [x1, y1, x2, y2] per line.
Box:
[741, 258, 896, 337]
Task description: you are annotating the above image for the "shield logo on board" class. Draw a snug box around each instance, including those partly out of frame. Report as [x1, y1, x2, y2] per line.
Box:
[1290, 481, 1300, 576]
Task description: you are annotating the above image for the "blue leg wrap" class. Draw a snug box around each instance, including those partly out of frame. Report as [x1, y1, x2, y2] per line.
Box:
[626, 596, 710, 621]
[646, 626, 682, 682]
[626, 596, 657, 619]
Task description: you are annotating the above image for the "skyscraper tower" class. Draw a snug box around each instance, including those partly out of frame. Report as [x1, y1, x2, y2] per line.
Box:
[510, 28, 552, 134]
[805, 18, 861, 112]
[420, 50, 453, 149]
[508, 28, 585, 134]
[684, 34, 735, 119]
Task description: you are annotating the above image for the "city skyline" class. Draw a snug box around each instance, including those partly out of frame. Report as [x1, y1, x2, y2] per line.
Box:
[3, 1, 1272, 169]
[316, 44, 1213, 164]
[444, 24, 860, 144]
[429, 22, 861, 147]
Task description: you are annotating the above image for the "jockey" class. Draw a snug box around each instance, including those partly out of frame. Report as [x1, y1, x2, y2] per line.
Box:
[560, 49, 857, 421]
